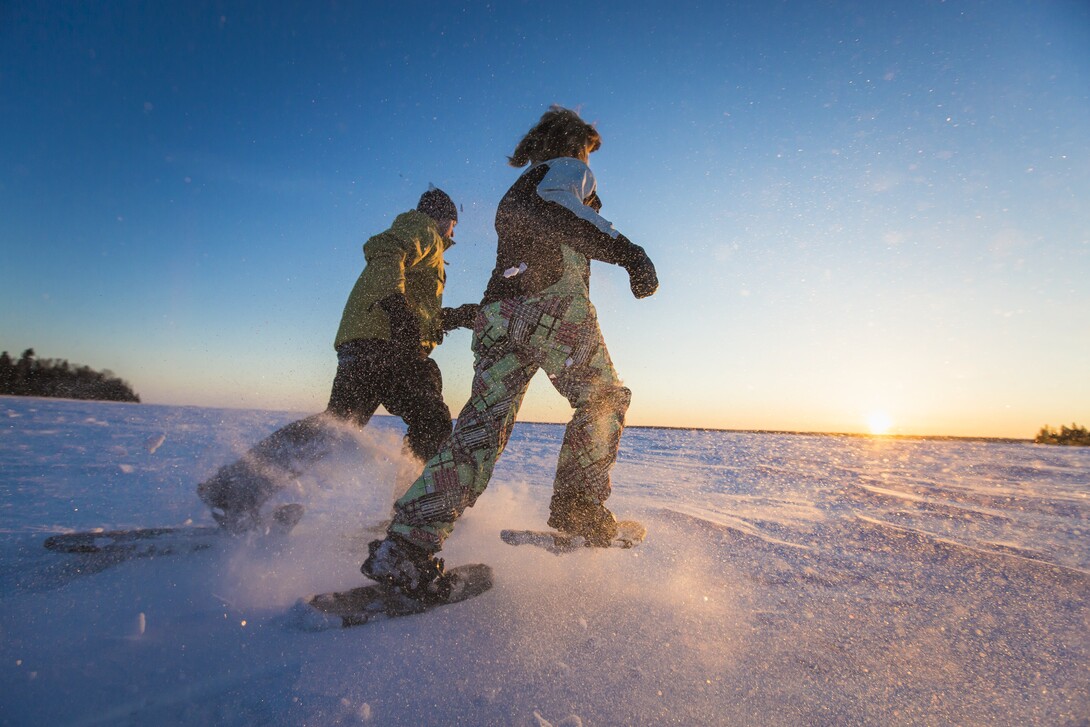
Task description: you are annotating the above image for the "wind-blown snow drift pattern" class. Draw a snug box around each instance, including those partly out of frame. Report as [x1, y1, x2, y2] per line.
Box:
[0, 396, 1087, 725]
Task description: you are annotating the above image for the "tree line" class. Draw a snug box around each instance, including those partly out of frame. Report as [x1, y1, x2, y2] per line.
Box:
[0, 349, 140, 403]
[1035, 423, 1090, 446]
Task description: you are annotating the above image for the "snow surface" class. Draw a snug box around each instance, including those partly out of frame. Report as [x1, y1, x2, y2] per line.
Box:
[1, 396, 1088, 726]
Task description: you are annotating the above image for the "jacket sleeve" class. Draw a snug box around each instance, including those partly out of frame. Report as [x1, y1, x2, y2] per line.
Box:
[535, 158, 645, 267]
[362, 231, 411, 295]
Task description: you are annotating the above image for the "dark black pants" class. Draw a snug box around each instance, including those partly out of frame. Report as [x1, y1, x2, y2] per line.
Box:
[327, 338, 452, 462]
[197, 339, 452, 517]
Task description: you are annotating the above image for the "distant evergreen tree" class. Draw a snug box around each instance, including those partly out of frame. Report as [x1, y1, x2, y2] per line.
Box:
[0, 348, 140, 403]
[0, 351, 12, 393]
[1035, 423, 1090, 446]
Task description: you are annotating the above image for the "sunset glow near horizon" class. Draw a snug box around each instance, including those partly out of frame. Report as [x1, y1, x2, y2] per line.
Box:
[1, 1, 1088, 439]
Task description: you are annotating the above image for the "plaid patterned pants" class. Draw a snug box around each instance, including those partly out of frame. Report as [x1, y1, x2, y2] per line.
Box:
[390, 293, 632, 550]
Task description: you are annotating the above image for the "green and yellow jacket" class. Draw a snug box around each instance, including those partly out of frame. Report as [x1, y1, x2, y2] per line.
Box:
[334, 210, 453, 352]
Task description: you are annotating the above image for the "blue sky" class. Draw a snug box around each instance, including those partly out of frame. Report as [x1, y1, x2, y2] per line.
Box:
[2, 0, 1088, 437]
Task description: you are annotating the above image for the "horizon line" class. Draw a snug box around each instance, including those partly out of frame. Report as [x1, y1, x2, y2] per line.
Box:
[0, 395, 1039, 442]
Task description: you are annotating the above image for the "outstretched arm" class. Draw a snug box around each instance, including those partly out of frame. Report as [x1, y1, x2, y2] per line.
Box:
[535, 158, 658, 298]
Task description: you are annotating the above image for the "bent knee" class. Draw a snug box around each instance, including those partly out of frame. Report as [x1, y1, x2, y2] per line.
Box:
[582, 384, 631, 417]
[612, 385, 633, 412]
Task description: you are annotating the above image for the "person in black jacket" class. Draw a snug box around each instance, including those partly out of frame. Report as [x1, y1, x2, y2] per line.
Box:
[362, 107, 659, 598]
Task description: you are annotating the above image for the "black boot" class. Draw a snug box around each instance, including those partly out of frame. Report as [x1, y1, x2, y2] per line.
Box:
[361, 534, 450, 599]
[547, 497, 619, 547]
[198, 462, 267, 534]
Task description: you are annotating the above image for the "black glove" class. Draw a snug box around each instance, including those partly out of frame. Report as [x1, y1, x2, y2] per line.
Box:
[585, 191, 603, 213]
[441, 303, 479, 332]
[376, 294, 423, 357]
[620, 243, 659, 299]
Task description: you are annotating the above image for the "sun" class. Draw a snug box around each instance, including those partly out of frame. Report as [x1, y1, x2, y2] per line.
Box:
[867, 411, 893, 436]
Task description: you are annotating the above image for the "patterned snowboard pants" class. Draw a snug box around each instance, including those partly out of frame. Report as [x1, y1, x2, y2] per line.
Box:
[390, 292, 632, 550]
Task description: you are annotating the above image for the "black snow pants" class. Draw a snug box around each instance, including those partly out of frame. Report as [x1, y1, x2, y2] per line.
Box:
[327, 338, 452, 462]
[197, 338, 452, 518]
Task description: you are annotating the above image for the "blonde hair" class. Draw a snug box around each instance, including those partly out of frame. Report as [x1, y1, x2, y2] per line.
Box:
[508, 106, 601, 168]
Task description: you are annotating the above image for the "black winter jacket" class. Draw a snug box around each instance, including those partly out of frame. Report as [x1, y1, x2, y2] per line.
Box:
[482, 157, 646, 303]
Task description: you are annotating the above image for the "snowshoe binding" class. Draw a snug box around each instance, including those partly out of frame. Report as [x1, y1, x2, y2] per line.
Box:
[547, 498, 619, 547]
[361, 534, 453, 602]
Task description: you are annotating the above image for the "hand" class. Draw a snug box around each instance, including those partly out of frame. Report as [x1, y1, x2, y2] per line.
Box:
[625, 249, 659, 299]
[441, 303, 479, 332]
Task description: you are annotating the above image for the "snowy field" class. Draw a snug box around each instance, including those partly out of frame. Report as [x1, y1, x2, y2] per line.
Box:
[1, 396, 1087, 726]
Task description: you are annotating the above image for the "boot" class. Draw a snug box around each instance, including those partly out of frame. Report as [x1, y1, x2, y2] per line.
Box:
[198, 464, 266, 534]
[361, 534, 450, 600]
[547, 498, 619, 547]
[209, 506, 263, 535]
[208, 502, 304, 536]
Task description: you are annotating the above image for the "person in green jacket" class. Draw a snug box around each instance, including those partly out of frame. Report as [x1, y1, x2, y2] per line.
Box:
[197, 186, 478, 533]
